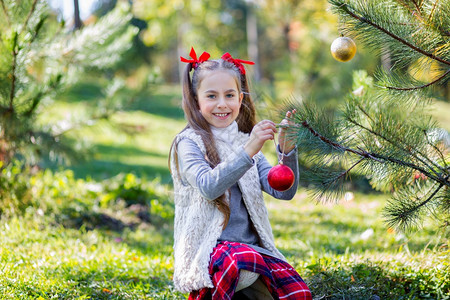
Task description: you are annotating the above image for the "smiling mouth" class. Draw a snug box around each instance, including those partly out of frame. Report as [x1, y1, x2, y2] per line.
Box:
[213, 113, 230, 118]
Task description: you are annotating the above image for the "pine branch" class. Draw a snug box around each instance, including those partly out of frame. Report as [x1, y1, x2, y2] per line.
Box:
[29, 14, 47, 45]
[354, 101, 375, 123]
[369, 151, 449, 186]
[397, 0, 422, 20]
[386, 181, 444, 230]
[427, 0, 440, 24]
[346, 112, 445, 175]
[21, 0, 39, 34]
[349, 97, 446, 172]
[23, 74, 62, 118]
[370, 19, 449, 37]
[423, 129, 448, 169]
[6, 0, 39, 112]
[384, 69, 450, 90]
[291, 120, 382, 161]
[0, 1, 137, 167]
[290, 120, 449, 187]
[418, 182, 445, 211]
[0, 0, 10, 25]
[410, 0, 423, 16]
[324, 157, 365, 185]
[334, 1, 450, 66]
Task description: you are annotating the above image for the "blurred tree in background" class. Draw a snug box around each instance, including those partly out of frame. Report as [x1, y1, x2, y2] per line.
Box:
[131, 0, 250, 81]
[129, 0, 380, 107]
[2, 0, 448, 199]
[0, 0, 137, 166]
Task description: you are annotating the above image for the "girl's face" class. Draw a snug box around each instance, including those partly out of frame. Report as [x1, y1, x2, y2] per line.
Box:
[197, 70, 243, 128]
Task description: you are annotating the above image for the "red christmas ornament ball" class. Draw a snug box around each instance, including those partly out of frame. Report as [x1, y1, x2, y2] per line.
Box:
[268, 164, 295, 192]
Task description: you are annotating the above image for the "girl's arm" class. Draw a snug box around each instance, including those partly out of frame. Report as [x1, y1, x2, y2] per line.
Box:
[258, 145, 299, 200]
[176, 137, 254, 200]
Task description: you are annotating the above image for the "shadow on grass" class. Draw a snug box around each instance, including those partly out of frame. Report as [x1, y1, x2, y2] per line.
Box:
[92, 144, 168, 159]
[68, 160, 171, 183]
[58, 80, 105, 103]
[50, 143, 172, 183]
[61, 79, 184, 119]
[125, 89, 184, 120]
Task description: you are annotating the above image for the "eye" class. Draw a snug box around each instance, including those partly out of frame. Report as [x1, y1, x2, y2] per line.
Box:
[226, 93, 235, 98]
[207, 94, 216, 99]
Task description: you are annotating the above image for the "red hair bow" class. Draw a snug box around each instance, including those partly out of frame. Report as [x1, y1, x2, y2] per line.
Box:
[180, 47, 210, 69]
[221, 52, 255, 75]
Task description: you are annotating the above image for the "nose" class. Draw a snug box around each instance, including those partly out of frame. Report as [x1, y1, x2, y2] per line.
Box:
[217, 96, 227, 108]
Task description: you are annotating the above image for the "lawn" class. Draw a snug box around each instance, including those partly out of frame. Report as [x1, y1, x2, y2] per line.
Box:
[0, 82, 449, 299]
[1, 189, 448, 299]
[38, 82, 186, 183]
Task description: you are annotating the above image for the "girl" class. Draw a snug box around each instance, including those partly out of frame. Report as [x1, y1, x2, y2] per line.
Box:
[169, 47, 312, 300]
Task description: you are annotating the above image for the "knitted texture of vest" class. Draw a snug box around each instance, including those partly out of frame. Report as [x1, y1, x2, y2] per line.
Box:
[171, 127, 286, 293]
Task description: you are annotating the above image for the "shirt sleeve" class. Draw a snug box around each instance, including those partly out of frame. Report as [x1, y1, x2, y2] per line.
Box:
[258, 145, 299, 200]
[176, 137, 255, 200]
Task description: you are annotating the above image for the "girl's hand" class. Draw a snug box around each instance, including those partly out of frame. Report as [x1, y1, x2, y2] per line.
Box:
[244, 120, 277, 157]
[278, 109, 297, 154]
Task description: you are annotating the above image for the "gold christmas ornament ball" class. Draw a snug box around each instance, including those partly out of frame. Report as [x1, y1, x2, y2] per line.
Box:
[331, 36, 357, 62]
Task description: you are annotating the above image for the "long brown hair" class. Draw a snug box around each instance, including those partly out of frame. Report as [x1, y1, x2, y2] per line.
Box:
[169, 58, 256, 228]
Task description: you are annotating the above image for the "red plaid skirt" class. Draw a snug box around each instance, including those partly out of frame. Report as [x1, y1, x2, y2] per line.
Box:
[189, 241, 312, 300]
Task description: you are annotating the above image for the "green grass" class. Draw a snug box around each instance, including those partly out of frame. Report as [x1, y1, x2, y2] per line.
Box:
[0, 216, 183, 299]
[39, 82, 186, 183]
[1, 82, 449, 299]
[267, 193, 449, 299]
[0, 191, 448, 299]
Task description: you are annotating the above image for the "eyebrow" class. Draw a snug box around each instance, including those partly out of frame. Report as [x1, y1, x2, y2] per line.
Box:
[203, 89, 238, 94]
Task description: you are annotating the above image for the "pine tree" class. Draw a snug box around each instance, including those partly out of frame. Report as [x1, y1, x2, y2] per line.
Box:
[0, 0, 137, 166]
[283, 0, 450, 231]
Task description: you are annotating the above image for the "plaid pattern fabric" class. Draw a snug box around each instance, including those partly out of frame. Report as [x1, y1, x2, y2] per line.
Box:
[189, 241, 312, 300]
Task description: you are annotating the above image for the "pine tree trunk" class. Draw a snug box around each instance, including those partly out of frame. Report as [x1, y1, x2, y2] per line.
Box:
[73, 0, 82, 30]
[0, 135, 8, 164]
[177, 19, 188, 84]
[0, 127, 13, 165]
[246, 3, 261, 82]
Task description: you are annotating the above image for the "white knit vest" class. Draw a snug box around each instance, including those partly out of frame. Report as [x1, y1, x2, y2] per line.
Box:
[171, 128, 286, 293]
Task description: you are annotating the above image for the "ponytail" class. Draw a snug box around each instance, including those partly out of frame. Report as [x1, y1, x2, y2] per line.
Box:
[236, 74, 256, 133]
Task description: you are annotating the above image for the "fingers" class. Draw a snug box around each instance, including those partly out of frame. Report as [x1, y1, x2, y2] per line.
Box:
[284, 109, 296, 118]
[245, 115, 296, 157]
[255, 119, 276, 129]
[285, 108, 297, 121]
[286, 110, 292, 118]
[254, 120, 277, 139]
[245, 120, 277, 157]
[278, 110, 297, 153]
[279, 109, 297, 128]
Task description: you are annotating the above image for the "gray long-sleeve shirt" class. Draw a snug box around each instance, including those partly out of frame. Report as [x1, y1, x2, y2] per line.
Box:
[176, 138, 299, 257]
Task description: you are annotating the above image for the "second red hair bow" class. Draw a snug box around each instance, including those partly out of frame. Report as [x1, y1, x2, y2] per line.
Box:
[221, 52, 255, 75]
[180, 47, 210, 69]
